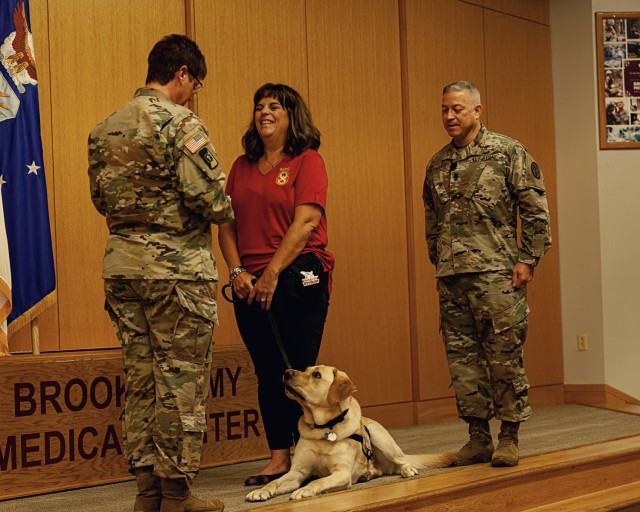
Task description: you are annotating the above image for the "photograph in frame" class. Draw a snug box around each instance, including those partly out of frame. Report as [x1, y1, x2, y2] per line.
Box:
[596, 12, 640, 149]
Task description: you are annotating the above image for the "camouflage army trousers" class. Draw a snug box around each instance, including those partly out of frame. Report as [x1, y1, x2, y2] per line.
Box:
[438, 270, 532, 422]
[104, 279, 218, 481]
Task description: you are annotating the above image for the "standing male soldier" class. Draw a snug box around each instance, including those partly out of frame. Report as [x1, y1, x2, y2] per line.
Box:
[89, 35, 233, 512]
[423, 81, 552, 467]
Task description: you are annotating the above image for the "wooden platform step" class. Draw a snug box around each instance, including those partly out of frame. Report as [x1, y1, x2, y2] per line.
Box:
[523, 480, 640, 511]
[243, 435, 640, 512]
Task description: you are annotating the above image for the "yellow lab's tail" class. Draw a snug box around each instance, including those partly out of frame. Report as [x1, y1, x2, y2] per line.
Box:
[405, 452, 457, 469]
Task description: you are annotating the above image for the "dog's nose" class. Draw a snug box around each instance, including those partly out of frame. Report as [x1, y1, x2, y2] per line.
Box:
[284, 369, 295, 381]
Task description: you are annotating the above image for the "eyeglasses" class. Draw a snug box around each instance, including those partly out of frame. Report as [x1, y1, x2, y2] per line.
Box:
[189, 73, 204, 94]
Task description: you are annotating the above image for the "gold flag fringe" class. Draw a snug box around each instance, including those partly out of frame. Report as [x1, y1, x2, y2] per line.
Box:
[8, 289, 57, 335]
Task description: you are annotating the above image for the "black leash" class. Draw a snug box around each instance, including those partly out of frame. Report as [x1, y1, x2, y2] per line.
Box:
[222, 283, 292, 369]
[266, 307, 292, 369]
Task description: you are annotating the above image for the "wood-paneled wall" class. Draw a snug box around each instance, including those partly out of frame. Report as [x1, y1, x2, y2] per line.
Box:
[305, 0, 412, 407]
[11, 0, 563, 425]
[404, 0, 487, 404]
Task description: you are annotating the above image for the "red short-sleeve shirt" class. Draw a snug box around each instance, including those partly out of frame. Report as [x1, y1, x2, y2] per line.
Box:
[225, 149, 334, 280]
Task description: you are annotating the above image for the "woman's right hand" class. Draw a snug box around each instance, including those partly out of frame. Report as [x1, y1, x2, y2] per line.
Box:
[232, 271, 255, 300]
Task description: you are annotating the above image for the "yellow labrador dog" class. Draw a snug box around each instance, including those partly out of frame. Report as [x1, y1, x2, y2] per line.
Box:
[246, 365, 456, 502]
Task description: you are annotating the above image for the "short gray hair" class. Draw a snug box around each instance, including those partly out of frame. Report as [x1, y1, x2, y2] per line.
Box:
[443, 81, 481, 103]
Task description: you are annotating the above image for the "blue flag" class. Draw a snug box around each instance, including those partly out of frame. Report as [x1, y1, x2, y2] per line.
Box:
[0, 0, 56, 346]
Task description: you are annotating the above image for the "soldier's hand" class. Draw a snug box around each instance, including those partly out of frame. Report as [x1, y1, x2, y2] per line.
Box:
[512, 262, 533, 288]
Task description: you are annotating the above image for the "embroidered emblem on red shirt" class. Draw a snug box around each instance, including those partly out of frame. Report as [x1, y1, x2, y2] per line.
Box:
[275, 169, 290, 186]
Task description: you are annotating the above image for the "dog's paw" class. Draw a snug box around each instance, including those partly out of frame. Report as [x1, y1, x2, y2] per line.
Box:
[246, 489, 274, 502]
[358, 468, 383, 482]
[400, 464, 419, 478]
[290, 486, 317, 500]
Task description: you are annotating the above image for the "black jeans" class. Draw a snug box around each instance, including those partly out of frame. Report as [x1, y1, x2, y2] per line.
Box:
[233, 283, 329, 450]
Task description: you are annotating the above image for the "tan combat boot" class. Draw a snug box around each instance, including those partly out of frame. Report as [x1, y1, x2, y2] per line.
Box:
[160, 478, 224, 512]
[133, 467, 162, 512]
[492, 420, 520, 467]
[450, 418, 494, 466]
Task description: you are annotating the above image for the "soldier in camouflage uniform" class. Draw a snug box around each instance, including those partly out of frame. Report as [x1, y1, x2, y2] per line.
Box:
[423, 81, 552, 468]
[88, 35, 233, 512]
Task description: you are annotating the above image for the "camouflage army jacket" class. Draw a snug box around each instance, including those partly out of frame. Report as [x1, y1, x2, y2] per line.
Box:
[88, 87, 234, 280]
[423, 125, 551, 277]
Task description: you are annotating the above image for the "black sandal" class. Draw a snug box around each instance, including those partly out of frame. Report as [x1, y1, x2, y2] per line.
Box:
[243, 472, 287, 486]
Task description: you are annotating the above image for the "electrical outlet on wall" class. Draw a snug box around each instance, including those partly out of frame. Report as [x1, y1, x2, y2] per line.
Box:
[577, 333, 588, 351]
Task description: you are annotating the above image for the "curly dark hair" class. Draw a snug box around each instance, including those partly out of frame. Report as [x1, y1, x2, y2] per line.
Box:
[145, 34, 206, 85]
[242, 83, 321, 162]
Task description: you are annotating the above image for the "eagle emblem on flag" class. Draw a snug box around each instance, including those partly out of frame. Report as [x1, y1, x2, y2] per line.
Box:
[0, 1, 38, 94]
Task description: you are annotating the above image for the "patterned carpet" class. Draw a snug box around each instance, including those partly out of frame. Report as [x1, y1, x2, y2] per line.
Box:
[2, 405, 640, 512]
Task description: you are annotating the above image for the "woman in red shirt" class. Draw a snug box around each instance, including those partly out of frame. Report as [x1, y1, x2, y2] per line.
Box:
[218, 83, 334, 485]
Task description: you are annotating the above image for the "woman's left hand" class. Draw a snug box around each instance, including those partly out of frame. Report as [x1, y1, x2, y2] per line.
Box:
[248, 272, 279, 310]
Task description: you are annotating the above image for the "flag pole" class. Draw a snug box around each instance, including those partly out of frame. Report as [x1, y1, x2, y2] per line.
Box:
[1, 0, 57, 347]
[31, 317, 40, 355]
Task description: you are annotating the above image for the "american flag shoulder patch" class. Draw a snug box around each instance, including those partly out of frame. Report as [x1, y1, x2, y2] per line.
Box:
[184, 131, 208, 154]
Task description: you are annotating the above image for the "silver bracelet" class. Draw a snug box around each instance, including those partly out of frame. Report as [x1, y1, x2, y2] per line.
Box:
[228, 266, 247, 286]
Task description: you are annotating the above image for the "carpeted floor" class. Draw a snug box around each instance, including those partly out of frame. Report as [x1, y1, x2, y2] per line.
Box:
[2, 405, 640, 512]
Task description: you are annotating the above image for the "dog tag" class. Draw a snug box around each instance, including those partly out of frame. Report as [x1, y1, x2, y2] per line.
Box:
[324, 431, 337, 442]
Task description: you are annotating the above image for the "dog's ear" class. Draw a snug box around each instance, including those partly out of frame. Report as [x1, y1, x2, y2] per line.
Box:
[328, 368, 356, 404]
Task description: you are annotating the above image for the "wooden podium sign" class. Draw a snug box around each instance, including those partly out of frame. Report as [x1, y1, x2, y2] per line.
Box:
[0, 346, 268, 500]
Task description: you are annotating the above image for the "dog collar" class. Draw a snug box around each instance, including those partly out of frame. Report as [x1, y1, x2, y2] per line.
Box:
[315, 409, 349, 442]
[314, 408, 349, 430]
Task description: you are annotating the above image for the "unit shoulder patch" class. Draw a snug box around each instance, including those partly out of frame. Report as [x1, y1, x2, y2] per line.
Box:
[531, 162, 541, 179]
[198, 147, 218, 170]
